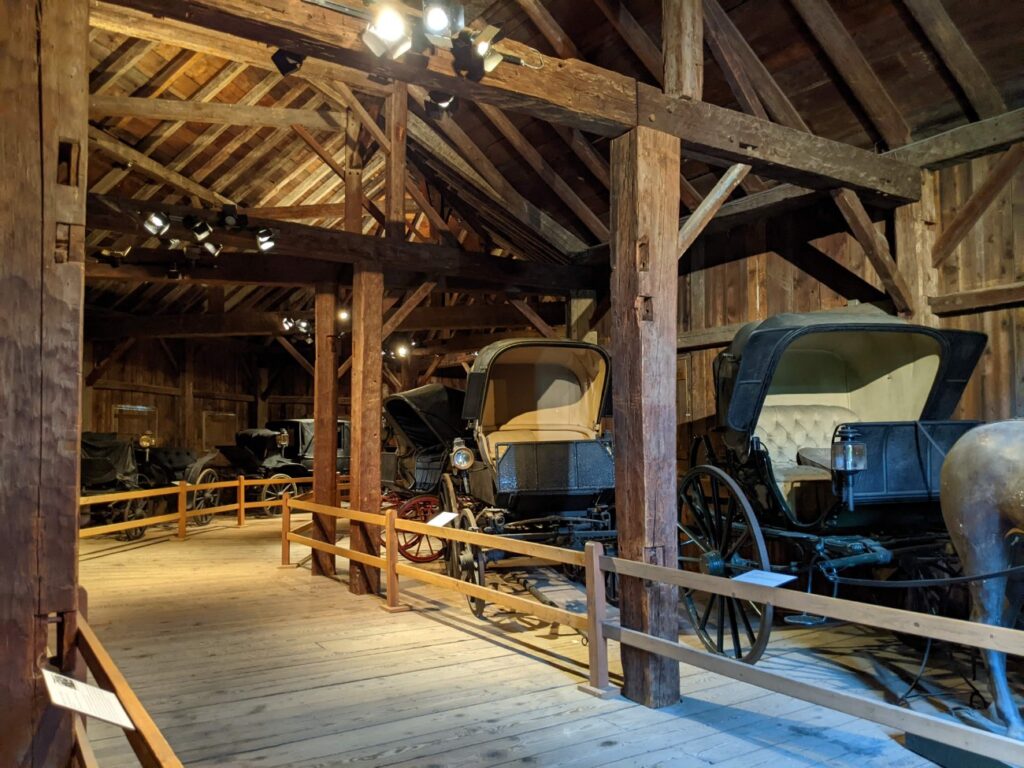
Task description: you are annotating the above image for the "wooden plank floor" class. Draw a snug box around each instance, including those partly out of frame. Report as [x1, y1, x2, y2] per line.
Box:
[78, 517, 938, 767]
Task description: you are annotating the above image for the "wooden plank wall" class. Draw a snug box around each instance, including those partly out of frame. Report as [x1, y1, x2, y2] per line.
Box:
[677, 159, 1023, 469]
[83, 339, 320, 451]
[936, 158, 1024, 421]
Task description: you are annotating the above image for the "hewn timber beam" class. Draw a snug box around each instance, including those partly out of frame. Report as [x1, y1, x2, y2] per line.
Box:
[397, 302, 564, 332]
[88, 127, 232, 205]
[276, 336, 314, 377]
[411, 330, 543, 356]
[889, 108, 1024, 169]
[831, 189, 913, 313]
[89, 0, 389, 95]
[901, 0, 1006, 119]
[788, 0, 911, 147]
[85, 253, 346, 285]
[87, 311, 313, 340]
[931, 144, 1024, 267]
[100, 0, 920, 201]
[85, 337, 137, 385]
[238, 202, 352, 220]
[638, 85, 918, 202]
[676, 322, 746, 352]
[508, 299, 560, 339]
[87, 196, 606, 291]
[89, 95, 348, 131]
[928, 281, 1024, 316]
[677, 164, 750, 257]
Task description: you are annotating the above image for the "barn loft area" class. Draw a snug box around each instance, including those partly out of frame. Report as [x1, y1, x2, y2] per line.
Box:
[4, 0, 1023, 766]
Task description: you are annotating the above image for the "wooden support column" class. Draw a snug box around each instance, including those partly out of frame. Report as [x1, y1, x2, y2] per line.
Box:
[311, 283, 339, 576]
[663, 0, 703, 100]
[610, 126, 681, 708]
[896, 170, 941, 326]
[568, 290, 598, 343]
[1, 0, 88, 765]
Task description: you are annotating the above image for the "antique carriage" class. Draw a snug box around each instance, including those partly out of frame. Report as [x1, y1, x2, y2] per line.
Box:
[681, 306, 987, 661]
[439, 339, 617, 610]
[381, 383, 471, 562]
[80, 432, 153, 540]
[185, 419, 351, 518]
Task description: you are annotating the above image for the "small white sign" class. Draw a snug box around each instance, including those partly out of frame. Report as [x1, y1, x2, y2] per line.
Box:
[731, 569, 797, 588]
[42, 669, 135, 730]
[427, 511, 458, 527]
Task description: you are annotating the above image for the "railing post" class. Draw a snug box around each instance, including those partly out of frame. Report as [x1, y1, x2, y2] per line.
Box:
[579, 542, 617, 698]
[176, 481, 188, 540]
[237, 475, 246, 527]
[381, 507, 410, 613]
[280, 491, 292, 567]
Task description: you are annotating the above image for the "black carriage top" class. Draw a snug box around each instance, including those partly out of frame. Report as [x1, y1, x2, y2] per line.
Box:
[713, 305, 987, 457]
[384, 383, 470, 453]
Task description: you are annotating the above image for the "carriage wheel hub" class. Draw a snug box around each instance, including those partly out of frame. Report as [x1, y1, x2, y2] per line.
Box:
[700, 551, 726, 576]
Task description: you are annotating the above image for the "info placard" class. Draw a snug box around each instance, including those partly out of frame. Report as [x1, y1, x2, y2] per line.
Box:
[731, 570, 797, 588]
[42, 669, 135, 730]
[427, 511, 458, 527]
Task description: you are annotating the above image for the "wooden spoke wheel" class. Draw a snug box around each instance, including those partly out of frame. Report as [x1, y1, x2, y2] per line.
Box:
[441, 476, 486, 618]
[395, 494, 445, 563]
[115, 499, 148, 541]
[260, 473, 298, 516]
[678, 465, 773, 663]
[189, 467, 221, 526]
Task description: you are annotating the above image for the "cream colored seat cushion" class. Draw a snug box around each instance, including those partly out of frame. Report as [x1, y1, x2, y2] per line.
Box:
[754, 404, 858, 471]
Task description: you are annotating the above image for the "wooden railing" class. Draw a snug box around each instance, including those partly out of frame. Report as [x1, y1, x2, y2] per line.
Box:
[282, 495, 587, 630]
[280, 497, 1023, 763]
[583, 542, 1024, 765]
[78, 475, 349, 540]
[75, 616, 183, 767]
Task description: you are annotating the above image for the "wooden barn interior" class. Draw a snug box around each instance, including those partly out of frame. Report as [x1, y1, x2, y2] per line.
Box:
[4, 0, 1023, 766]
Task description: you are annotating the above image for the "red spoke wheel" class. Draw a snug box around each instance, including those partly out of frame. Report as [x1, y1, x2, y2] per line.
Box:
[395, 494, 445, 563]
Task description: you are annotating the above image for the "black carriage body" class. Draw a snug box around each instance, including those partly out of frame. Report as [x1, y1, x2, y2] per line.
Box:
[710, 306, 986, 534]
[266, 418, 351, 474]
[381, 383, 469, 494]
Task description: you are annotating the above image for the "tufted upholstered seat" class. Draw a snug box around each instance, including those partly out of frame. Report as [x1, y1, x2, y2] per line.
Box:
[754, 404, 858, 480]
[479, 425, 596, 462]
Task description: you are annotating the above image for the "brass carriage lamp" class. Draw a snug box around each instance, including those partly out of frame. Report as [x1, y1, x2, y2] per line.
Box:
[275, 430, 290, 449]
[831, 425, 866, 511]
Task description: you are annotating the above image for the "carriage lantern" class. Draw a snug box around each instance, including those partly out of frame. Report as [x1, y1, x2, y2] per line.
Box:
[831, 424, 866, 511]
[275, 430, 290, 448]
[450, 437, 474, 471]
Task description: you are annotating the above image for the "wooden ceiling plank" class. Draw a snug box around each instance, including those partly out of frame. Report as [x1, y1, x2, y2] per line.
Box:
[788, 0, 911, 147]
[90, 37, 155, 94]
[478, 104, 609, 241]
[931, 143, 1024, 267]
[901, 0, 1006, 119]
[127, 49, 198, 100]
[831, 188, 913, 313]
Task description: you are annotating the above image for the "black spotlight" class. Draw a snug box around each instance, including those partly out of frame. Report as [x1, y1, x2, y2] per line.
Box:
[271, 49, 306, 76]
[184, 215, 213, 242]
[425, 90, 456, 118]
[219, 206, 248, 229]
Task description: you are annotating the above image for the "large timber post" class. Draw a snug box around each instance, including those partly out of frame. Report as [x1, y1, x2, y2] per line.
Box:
[1, 0, 88, 764]
[610, 126, 682, 708]
[312, 283, 339, 575]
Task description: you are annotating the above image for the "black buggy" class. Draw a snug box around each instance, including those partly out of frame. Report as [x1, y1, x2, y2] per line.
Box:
[184, 419, 351, 518]
[80, 432, 153, 540]
[381, 383, 471, 562]
[681, 306, 987, 662]
[437, 339, 617, 611]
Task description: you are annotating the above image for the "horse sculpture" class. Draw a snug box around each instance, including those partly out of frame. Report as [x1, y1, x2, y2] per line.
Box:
[941, 419, 1024, 739]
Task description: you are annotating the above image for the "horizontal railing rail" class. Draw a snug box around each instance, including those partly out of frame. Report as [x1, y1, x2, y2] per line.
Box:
[584, 542, 1024, 765]
[79, 475, 348, 540]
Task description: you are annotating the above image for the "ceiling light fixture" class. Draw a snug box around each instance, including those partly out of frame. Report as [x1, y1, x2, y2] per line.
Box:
[143, 211, 170, 236]
[452, 25, 505, 81]
[202, 241, 223, 258]
[256, 228, 275, 252]
[184, 215, 213, 242]
[282, 317, 296, 332]
[423, 2, 465, 49]
[362, 4, 412, 60]
[426, 90, 456, 118]
[271, 49, 306, 76]
[338, 308, 350, 321]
